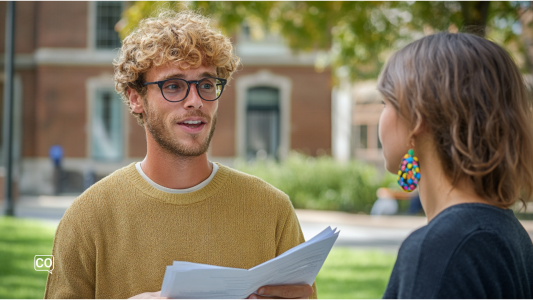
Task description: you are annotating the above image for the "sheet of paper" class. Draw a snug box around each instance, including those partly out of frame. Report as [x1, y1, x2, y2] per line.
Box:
[161, 226, 340, 299]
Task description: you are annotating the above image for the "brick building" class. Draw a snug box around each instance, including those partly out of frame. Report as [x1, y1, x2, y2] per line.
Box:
[0, 2, 334, 195]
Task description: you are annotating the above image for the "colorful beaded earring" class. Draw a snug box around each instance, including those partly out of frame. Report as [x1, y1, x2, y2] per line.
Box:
[397, 149, 420, 192]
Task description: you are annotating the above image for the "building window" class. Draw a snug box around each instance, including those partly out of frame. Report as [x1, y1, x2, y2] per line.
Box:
[91, 89, 123, 161]
[96, 1, 123, 49]
[246, 87, 280, 160]
[358, 125, 368, 149]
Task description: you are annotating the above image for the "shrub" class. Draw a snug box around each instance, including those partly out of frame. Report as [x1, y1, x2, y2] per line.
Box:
[235, 152, 396, 213]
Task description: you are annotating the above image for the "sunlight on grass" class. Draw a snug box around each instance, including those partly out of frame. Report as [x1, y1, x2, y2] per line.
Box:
[0, 217, 397, 299]
[316, 248, 397, 299]
[0, 217, 56, 299]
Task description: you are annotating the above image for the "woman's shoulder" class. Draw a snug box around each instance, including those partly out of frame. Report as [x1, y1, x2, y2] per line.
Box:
[388, 203, 533, 298]
[404, 203, 529, 264]
[428, 203, 527, 243]
[387, 204, 533, 298]
[399, 204, 499, 253]
[434, 227, 533, 298]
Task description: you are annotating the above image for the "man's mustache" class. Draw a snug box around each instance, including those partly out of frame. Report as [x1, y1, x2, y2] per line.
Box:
[171, 111, 212, 123]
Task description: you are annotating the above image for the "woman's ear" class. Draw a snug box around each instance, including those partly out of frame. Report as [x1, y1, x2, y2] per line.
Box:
[411, 118, 433, 153]
[412, 118, 426, 137]
[128, 88, 145, 115]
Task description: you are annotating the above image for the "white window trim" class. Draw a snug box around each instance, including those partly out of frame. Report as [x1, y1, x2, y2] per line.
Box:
[235, 70, 291, 161]
[86, 74, 129, 161]
[332, 81, 352, 162]
[87, 1, 96, 50]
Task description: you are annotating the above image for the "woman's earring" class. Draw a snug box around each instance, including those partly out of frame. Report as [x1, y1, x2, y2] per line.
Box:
[397, 149, 420, 192]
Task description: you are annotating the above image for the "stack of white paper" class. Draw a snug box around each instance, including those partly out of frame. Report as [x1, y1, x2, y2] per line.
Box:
[161, 226, 340, 299]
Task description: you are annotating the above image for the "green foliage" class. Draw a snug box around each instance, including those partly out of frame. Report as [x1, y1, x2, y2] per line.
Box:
[236, 152, 396, 213]
[316, 248, 396, 298]
[119, 1, 527, 82]
[0, 217, 56, 299]
[120, 1, 162, 40]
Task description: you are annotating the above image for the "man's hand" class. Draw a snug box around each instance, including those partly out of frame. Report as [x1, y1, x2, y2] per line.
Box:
[248, 284, 314, 299]
[129, 291, 167, 299]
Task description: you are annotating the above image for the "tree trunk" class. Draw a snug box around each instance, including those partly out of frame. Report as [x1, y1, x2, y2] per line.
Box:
[460, 1, 490, 36]
[519, 4, 533, 81]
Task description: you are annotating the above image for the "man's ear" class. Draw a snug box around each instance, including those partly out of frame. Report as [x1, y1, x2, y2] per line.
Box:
[128, 87, 145, 115]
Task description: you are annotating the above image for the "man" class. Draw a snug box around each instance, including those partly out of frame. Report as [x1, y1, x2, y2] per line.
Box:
[44, 10, 316, 299]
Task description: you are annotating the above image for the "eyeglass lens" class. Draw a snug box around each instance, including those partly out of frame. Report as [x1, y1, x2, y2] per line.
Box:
[162, 78, 223, 101]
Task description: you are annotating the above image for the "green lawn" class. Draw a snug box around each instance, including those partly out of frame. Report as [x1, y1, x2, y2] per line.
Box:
[0, 217, 56, 299]
[0, 216, 396, 299]
[315, 248, 396, 298]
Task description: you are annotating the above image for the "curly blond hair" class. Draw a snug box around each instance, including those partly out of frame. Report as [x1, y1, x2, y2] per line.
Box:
[113, 9, 241, 126]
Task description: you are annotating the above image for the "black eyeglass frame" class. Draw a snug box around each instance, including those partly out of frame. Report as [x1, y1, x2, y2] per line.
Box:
[143, 77, 227, 103]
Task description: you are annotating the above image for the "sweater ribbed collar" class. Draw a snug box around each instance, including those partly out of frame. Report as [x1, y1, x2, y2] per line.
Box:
[124, 162, 230, 205]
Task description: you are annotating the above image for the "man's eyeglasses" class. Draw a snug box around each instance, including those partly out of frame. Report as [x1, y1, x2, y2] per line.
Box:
[143, 77, 227, 102]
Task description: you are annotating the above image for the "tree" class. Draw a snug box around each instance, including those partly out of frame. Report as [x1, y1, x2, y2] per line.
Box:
[118, 1, 528, 81]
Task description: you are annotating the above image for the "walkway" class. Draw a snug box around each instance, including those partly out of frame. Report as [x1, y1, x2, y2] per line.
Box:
[9, 195, 533, 252]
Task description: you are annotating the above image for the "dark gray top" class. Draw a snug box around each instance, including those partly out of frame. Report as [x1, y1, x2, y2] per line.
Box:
[383, 203, 533, 298]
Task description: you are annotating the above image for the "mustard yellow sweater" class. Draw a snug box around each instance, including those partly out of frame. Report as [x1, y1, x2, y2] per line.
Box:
[44, 163, 317, 299]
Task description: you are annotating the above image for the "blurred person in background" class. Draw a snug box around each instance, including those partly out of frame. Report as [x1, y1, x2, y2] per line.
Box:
[44, 10, 315, 299]
[371, 188, 399, 215]
[407, 194, 423, 215]
[378, 32, 533, 298]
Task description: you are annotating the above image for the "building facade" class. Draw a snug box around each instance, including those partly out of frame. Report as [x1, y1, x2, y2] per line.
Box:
[351, 81, 384, 169]
[0, 1, 333, 195]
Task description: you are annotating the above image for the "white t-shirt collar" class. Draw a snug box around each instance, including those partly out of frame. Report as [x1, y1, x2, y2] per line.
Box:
[135, 162, 219, 194]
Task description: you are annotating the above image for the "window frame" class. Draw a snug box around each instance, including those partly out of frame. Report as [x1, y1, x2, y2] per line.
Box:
[86, 75, 128, 162]
[245, 86, 281, 160]
[235, 70, 292, 161]
[88, 1, 125, 51]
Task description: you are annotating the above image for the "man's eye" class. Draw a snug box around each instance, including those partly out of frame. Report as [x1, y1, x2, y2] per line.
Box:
[200, 83, 213, 89]
[164, 84, 181, 90]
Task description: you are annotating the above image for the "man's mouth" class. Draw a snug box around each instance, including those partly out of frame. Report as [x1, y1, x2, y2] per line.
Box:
[178, 120, 206, 128]
[176, 118, 208, 134]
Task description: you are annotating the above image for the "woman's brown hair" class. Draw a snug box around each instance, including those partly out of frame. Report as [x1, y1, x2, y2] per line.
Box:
[377, 32, 533, 208]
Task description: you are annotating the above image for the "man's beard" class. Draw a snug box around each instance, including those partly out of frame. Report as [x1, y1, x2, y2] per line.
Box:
[143, 100, 217, 157]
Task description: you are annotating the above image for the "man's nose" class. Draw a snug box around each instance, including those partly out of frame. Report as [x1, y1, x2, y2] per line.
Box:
[182, 83, 203, 109]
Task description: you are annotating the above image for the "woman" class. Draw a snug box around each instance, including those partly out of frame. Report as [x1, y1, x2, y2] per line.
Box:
[378, 32, 533, 298]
